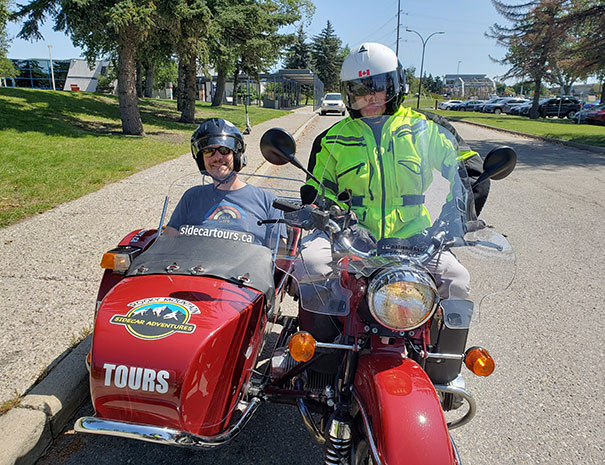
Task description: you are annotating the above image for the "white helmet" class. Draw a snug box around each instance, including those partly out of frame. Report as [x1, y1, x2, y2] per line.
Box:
[340, 42, 406, 117]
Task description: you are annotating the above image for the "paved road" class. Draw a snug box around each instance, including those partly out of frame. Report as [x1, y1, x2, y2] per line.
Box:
[35, 118, 605, 464]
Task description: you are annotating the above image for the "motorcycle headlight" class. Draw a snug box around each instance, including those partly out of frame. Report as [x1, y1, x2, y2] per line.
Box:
[368, 268, 438, 331]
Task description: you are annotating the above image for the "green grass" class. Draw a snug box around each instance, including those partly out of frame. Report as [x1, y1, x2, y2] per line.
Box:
[0, 88, 289, 228]
[434, 110, 605, 148]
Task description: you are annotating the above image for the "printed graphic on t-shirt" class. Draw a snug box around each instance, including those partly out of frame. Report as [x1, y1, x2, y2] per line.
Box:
[206, 201, 245, 224]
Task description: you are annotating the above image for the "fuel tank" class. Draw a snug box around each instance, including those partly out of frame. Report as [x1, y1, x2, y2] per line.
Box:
[90, 274, 266, 436]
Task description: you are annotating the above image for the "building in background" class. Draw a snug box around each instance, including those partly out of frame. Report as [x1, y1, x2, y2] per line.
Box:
[2, 58, 109, 92]
[443, 74, 496, 99]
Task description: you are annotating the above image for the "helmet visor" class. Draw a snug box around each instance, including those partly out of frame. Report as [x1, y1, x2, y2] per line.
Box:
[342, 71, 400, 111]
[192, 135, 241, 158]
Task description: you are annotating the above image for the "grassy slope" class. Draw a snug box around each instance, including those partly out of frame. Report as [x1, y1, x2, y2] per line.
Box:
[0, 88, 288, 227]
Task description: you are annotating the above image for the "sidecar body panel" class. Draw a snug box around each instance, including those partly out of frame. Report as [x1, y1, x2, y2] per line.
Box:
[90, 274, 265, 436]
[354, 353, 456, 465]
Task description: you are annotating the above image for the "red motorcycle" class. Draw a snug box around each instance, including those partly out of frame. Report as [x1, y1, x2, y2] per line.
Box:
[76, 116, 516, 464]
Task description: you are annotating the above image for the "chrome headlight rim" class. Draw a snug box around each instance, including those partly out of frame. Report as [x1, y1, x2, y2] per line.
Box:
[368, 267, 438, 332]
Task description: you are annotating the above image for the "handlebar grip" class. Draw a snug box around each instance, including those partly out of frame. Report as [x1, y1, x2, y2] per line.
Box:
[272, 199, 303, 213]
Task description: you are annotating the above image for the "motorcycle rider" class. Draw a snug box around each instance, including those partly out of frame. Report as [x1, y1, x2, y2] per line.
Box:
[299, 42, 473, 301]
[166, 118, 283, 246]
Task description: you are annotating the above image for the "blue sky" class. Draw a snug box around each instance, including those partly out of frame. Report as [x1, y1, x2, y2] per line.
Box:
[3, 0, 597, 84]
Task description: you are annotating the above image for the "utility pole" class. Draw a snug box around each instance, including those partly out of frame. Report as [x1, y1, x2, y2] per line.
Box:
[396, 0, 401, 58]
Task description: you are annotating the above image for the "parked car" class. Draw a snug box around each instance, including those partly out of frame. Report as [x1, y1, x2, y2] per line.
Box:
[581, 102, 599, 111]
[584, 105, 605, 125]
[537, 96, 582, 118]
[572, 104, 604, 123]
[478, 97, 504, 112]
[459, 100, 486, 111]
[319, 93, 346, 116]
[483, 97, 528, 114]
[508, 101, 531, 116]
[448, 101, 466, 111]
[501, 98, 530, 114]
[437, 99, 463, 110]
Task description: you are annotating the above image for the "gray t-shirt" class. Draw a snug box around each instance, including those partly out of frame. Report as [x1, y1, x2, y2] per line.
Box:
[167, 184, 283, 246]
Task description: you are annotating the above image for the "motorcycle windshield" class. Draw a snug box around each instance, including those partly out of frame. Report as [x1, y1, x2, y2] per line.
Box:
[126, 172, 291, 299]
[275, 115, 515, 317]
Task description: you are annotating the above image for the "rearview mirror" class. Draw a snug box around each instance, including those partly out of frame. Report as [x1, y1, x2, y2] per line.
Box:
[260, 128, 296, 166]
[473, 146, 517, 187]
[259, 127, 325, 196]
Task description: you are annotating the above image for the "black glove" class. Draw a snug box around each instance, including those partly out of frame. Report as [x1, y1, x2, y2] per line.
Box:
[436, 200, 465, 239]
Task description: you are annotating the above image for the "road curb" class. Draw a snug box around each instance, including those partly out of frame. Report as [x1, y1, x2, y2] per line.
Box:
[0, 109, 318, 465]
[0, 336, 91, 465]
[453, 119, 605, 154]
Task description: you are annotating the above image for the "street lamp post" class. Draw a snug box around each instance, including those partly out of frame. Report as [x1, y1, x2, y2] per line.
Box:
[456, 60, 461, 97]
[48, 45, 56, 91]
[406, 28, 444, 108]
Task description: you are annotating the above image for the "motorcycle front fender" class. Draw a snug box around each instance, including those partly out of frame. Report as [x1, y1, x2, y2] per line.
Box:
[354, 353, 456, 465]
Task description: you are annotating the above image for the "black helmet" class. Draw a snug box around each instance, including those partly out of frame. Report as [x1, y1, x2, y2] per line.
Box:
[191, 118, 247, 172]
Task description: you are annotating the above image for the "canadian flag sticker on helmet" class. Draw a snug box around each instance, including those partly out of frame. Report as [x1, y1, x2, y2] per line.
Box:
[358, 69, 370, 77]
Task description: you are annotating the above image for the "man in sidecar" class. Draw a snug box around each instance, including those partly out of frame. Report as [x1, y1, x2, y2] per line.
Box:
[165, 118, 283, 247]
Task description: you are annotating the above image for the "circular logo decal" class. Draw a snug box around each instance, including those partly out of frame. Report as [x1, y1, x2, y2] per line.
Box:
[110, 297, 199, 340]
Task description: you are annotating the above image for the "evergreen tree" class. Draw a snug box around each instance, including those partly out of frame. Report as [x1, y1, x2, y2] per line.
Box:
[0, 0, 15, 85]
[487, 0, 569, 118]
[284, 23, 311, 69]
[558, 0, 605, 102]
[311, 20, 343, 92]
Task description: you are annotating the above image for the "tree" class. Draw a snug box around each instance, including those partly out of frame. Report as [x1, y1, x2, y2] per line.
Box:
[284, 23, 311, 69]
[558, 0, 605, 102]
[404, 66, 417, 96]
[311, 20, 343, 92]
[487, 0, 568, 118]
[209, 0, 312, 107]
[12, 0, 161, 135]
[164, 0, 211, 122]
[0, 0, 15, 85]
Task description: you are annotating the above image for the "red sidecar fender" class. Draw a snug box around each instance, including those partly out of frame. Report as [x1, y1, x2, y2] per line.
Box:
[90, 274, 265, 437]
[354, 354, 456, 465]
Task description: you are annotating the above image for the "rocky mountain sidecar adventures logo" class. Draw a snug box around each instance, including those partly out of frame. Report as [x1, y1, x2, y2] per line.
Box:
[110, 297, 200, 340]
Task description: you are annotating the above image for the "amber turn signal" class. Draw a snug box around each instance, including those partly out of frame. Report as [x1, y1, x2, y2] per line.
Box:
[288, 331, 316, 363]
[101, 250, 132, 273]
[464, 347, 495, 377]
[101, 252, 117, 270]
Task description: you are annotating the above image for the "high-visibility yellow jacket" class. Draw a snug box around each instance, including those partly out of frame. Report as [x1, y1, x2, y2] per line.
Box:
[303, 106, 460, 239]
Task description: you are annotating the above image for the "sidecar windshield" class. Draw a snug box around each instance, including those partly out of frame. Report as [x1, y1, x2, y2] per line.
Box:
[126, 172, 292, 298]
[275, 115, 515, 317]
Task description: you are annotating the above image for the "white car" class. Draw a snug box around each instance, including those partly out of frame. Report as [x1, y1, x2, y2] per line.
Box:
[438, 99, 463, 110]
[320, 93, 346, 116]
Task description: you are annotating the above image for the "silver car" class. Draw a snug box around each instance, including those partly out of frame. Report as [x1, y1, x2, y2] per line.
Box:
[320, 93, 346, 116]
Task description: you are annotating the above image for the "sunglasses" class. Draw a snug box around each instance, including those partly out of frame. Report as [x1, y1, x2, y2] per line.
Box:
[346, 75, 388, 97]
[201, 146, 233, 157]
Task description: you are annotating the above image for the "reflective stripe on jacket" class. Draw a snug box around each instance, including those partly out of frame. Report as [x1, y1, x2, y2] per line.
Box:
[306, 106, 460, 239]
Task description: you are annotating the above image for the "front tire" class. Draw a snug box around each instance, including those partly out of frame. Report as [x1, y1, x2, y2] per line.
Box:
[567, 110, 576, 118]
[494, 108, 502, 115]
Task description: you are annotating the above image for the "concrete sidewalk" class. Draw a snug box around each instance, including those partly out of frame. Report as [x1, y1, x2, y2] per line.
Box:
[0, 106, 318, 465]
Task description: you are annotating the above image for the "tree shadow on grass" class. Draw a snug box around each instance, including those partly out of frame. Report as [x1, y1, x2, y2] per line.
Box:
[0, 88, 194, 138]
